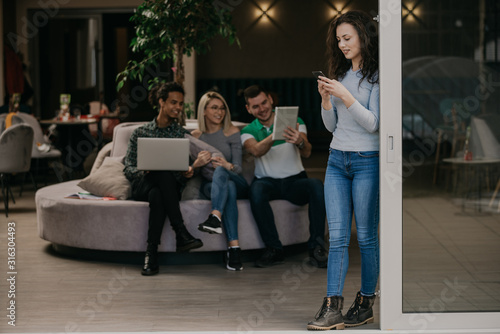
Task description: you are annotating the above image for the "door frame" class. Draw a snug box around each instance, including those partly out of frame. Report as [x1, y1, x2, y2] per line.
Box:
[378, 0, 500, 332]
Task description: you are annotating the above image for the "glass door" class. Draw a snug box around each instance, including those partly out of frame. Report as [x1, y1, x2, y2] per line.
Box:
[380, 0, 500, 331]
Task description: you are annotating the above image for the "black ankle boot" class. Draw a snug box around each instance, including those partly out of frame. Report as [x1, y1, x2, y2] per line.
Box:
[141, 243, 159, 276]
[343, 291, 375, 327]
[307, 296, 344, 330]
[173, 224, 203, 252]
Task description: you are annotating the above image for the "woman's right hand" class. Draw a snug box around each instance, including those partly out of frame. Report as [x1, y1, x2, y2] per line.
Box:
[317, 77, 333, 110]
[319, 76, 356, 108]
[192, 150, 211, 168]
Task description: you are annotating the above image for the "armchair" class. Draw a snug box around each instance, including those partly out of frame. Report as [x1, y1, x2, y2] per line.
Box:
[0, 124, 34, 216]
[14, 113, 63, 188]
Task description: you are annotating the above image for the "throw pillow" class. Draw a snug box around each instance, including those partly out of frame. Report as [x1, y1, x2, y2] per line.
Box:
[77, 157, 131, 200]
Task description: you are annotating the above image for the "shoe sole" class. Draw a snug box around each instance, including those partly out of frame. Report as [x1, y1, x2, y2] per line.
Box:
[226, 263, 243, 271]
[141, 268, 159, 276]
[255, 260, 285, 268]
[344, 317, 374, 327]
[307, 322, 345, 330]
[176, 240, 203, 252]
[308, 258, 328, 268]
[198, 225, 222, 234]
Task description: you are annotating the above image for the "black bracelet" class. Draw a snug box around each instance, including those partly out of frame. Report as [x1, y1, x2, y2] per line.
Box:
[297, 139, 305, 150]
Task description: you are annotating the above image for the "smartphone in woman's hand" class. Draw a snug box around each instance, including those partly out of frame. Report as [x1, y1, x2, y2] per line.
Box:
[312, 71, 326, 79]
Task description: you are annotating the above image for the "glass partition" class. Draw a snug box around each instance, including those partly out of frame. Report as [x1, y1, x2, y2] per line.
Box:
[402, 0, 500, 313]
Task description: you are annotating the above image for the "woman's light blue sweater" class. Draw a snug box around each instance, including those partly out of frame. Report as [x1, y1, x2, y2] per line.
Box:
[321, 69, 380, 152]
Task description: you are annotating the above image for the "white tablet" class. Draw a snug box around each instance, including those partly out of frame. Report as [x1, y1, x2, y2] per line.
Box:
[272, 106, 299, 141]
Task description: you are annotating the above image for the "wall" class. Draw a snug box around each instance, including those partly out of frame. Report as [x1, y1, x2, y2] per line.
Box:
[196, 0, 379, 79]
[194, 0, 378, 134]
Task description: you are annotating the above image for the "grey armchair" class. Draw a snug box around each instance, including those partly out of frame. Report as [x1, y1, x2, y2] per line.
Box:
[1, 112, 63, 184]
[14, 113, 63, 187]
[0, 123, 34, 216]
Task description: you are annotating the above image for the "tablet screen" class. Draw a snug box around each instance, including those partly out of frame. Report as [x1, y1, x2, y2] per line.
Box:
[272, 106, 299, 141]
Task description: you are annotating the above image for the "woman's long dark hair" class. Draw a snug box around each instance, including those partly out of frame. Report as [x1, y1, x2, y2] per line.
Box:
[326, 10, 379, 84]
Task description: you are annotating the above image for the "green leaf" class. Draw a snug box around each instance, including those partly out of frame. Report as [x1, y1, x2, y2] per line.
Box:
[117, 79, 125, 92]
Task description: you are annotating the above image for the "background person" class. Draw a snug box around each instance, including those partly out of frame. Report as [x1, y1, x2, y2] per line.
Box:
[0, 94, 32, 114]
[307, 10, 380, 330]
[191, 91, 249, 271]
[123, 82, 205, 276]
[241, 85, 327, 268]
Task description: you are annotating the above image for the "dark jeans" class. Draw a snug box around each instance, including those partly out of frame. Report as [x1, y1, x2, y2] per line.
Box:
[249, 171, 326, 250]
[131, 171, 183, 245]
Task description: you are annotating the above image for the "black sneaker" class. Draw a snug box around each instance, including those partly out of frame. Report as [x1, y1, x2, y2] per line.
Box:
[225, 247, 243, 271]
[198, 214, 222, 234]
[308, 245, 328, 268]
[255, 247, 285, 268]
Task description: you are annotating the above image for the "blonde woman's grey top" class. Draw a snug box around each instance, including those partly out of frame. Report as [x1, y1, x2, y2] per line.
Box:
[199, 129, 243, 174]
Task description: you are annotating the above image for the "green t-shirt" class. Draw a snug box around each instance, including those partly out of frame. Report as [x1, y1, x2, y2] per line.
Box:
[240, 116, 307, 179]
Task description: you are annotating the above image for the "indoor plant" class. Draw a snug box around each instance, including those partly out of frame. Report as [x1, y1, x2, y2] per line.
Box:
[117, 0, 239, 91]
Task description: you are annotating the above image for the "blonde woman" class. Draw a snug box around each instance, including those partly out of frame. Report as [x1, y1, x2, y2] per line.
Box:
[191, 91, 249, 271]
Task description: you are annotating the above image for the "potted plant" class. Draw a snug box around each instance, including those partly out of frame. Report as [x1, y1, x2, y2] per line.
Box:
[117, 0, 239, 91]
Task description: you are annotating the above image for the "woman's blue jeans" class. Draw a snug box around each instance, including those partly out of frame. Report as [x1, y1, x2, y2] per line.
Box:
[325, 149, 379, 297]
[201, 166, 249, 242]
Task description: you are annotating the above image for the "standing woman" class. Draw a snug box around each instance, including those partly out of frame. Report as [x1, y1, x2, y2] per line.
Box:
[191, 91, 248, 271]
[307, 11, 379, 330]
[124, 82, 206, 276]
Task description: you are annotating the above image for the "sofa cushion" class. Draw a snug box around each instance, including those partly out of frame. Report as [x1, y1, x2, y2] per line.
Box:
[78, 157, 131, 200]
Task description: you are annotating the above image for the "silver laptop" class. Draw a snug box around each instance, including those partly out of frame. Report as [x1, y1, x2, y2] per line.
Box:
[137, 138, 190, 171]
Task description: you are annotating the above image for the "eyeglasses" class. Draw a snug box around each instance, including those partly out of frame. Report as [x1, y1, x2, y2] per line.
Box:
[208, 105, 226, 112]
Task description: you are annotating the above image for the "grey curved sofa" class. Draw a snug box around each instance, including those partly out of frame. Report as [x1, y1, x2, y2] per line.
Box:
[36, 121, 311, 253]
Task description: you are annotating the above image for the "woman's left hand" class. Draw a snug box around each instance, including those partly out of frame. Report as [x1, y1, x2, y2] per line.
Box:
[211, 155, 231, 170]
[183, 166, 194, 178]
[193, 150, 212, 168]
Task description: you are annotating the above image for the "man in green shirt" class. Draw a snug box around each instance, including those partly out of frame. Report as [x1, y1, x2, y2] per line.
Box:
[241, 85, 327, 268]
